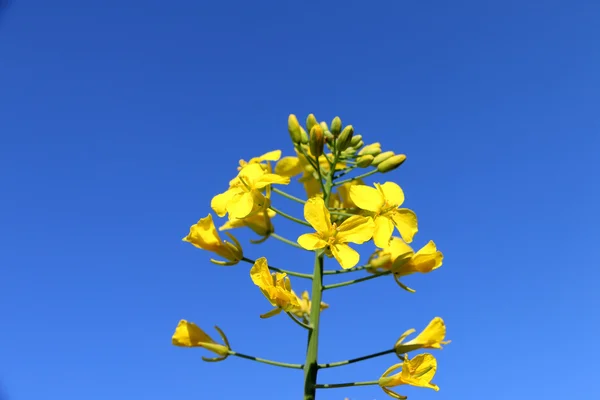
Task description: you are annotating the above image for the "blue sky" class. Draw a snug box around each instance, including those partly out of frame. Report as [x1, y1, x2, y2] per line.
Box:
[1, 1, 599, 399]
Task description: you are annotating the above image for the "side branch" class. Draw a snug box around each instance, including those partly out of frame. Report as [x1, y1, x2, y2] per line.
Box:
[241, 257, 313, 279]
[315, 380, 380, 389]
[272, 187, 306, 204]
[322, 271, 391, 290]
[333, 169, 378, 186]
[318, 348, 395, 368]
[270, 206, 311, 227]
[229, 351, 304, 370]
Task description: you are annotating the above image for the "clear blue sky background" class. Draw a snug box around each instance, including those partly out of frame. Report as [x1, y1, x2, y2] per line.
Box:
[1, 1, 599, 400]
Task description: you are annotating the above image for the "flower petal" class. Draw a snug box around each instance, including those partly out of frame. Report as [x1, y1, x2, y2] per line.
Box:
[304, 196, 332, 236]
[172, 320, 215, 347]
[211, 188, 240, 217]
[391, 209, 418, 243]
[402, 354, 439, 391]
[275, 156, 304, 177]
[228, 191, 255, 219]
[372, 215, 394, 248]
[254, 173, 291, 189]
[249, 257, 273, 290]
[404, 317, 449, 349]
[297, 233, 327, 250]
[336, 215, 375, 244]
[182, 214, 221, 250]
[331, 243, 360, 269]
[258, 150, 282, 162]
[349, 185, 385, 212]
[378, 182, 405, 206]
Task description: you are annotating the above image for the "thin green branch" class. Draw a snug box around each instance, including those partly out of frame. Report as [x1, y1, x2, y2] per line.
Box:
[329, 211, 356, 218]
[286, 312, 313, 330]
[270, 233, 307, 250]
[318, 348, 395, 368]
[322, 270, 392, 290]
[272, 187, 306, 204]
[323, 264, 370, 275]
[241, 257, 313, 279]
[333, 169, 378, 186]
[315, 380, 380, 389]
[269, 206, 311, 227]
[228, 351, 303, 369]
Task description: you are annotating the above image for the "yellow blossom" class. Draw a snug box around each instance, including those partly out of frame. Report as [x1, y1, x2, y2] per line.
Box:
[379, 354, 439, 399]
[290, 290, 329, 320]
[394, 240, 443, 277]
[237, 150, 282, 171]
[211, 163, 290, 220]
[250, 257, 301, 318]
[171, 320, 229, 357]
[297, 196, 374, 269]
[182, 214, 243, 265]
[349, 182, 418, 248]
[219, 209, 275, 242]
[394, 317, 451, 355]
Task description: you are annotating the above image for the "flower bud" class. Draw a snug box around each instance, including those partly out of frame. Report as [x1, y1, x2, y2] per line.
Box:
[299, 127, 309, 144]
[356, 154, 374, 168]
[352, 140, 364, 150]
[309, 125, 325, 158]
[372, 151, 395, 166]
[319, 121, 329, 133]
[336, 125, 354, 151]
[377, 154, 407, 173]
[350, 134, 363, 147]
[306, 114, 318, 133]
[330, 116, 342, 137]
[324, 130, 334, 144]
[288, 114, 302, 143]
[358, 142, 382, 157]
[341, 147, 357, 158]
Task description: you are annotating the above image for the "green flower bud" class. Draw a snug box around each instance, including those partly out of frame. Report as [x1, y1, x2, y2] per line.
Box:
[319, 121, 329, 133]
[377, 154, 407, 173]
[324, 130, 334, 144]
[309, 125, 325, 158]
[372, 151, 395, 166]
[306, 114, 318, 133]
[288, 114, 302, 144]
[300, 126, 309, 144]
[358, 143, 382, 157]
[350, 134, 363, 147]
[330, 116, 342, 137]
[352, 140, 364, 150]
[356, 154, 374, 168]
[337, 125, 354, 151]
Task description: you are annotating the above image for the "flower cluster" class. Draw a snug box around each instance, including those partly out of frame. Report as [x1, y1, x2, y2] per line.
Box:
[172, 113, 449, 399]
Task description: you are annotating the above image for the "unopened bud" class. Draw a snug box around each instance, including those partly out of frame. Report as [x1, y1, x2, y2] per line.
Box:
[330, 117, 342, 137]
[300, 127, 309, 144]
[341, 147, 357, 157]
[288, 114, 302, 143]
[350, 134, 363, 147]
[372, 151, 395, 166]
[356, 154, 374, 168]
[377, 154, 407, 173]
[358, 143, 382, 157]
[306, 114, 318, 133]
[319, 121, 328, 133]
[352, 140, 364, 150]
[324, 130, 334, 144]
[337, 125, 354, 151]
[309, 125, 325, 158]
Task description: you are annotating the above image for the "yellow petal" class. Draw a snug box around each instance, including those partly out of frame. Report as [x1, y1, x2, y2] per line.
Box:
[297, 233, 327, 250]
[378, 182, 405, 206]
[304, 196, 332, 236]
[301, 174, 322, 198]
[331, 243, 360, 269]
[249, 257, 273, 290]
[172, 320, 215, 347]
[211, 188, 240, 217]
[404, 317, 450, 349]
[182, 214, 221, 251]
[227, 191, 255, 219]
[372, 215, 394, 248]
[387, 237, 415, 261]
[349, 185, 385, 212]
[401, 354, 439, 391]
[258, 150, 282, 162]
[336, 215, 375, 244]
[275, 156, 303, 177]
[391, 209, 418, 243]
[254, 173, 290, 189]
[411, 241, 443, 272]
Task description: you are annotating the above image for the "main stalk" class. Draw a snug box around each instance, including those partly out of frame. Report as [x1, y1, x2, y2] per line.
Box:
[302, 252, 324, 399]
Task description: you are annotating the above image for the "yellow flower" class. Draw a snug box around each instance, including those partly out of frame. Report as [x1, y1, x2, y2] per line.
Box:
[290, 290, 329, 320]
[182, 214, 243, 265]
[379, 354, 439, 399]
[238, 150, 282, 171]
[250, 257, 301, 318]
[394, 317, 451, 355]
[297, 196, 375, 269]
[394, 240, 443, 277]
[367, 236, 414, 271]
[171, 320, 229, 357]
[211, 163, 290, 220]
[219, 209, 275, 242]
[349, 182, 418, 248]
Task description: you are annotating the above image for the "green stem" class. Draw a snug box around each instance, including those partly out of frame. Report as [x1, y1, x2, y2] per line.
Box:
[329, 211, 356, 218]
[228, 351, 303, 370]
[270, 233, 307, 250]
[272, 187, 306, 204]
[322, 271, 391, 290]
[333, 169, 378, 186]
[318, 348, 395, 368]
[315, 380, 380, 389]
[286, 312, 313, 330]
[323, 264, 370, 275]
[269, 206, 311, 227]
[303, 252, 324, 400]
[241, 257, 313, 279]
